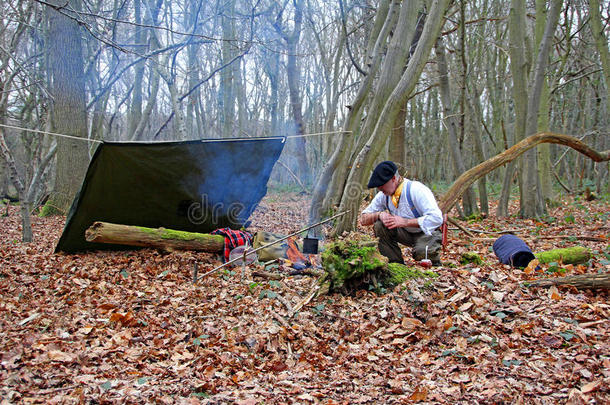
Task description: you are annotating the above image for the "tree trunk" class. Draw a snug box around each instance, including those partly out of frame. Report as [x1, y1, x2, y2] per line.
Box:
[506, 0, 530, 219]
[466, 88, 489, 215]
[588, 0, 610, 196]
[220, 0, 236, 138]
[308, 0, 397, 226]
[275, 0, 309, 184]
[20, 202, 32, 242]
[128, 0, 144, 139]
[389, 105, 407, 165]
[435, 36, 477, 216]
[521, 0, 561, 218]
[534, 0, 552, 202]
[588, 0, 610, 105]
[44, 0, 90, 214]
[85, 222, 225, 252]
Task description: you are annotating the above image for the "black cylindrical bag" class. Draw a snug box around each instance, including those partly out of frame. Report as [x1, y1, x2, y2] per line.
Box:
[492, 234, 535, 268]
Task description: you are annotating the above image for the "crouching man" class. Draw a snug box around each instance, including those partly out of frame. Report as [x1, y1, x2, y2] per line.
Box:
[360, 161, 443, 265]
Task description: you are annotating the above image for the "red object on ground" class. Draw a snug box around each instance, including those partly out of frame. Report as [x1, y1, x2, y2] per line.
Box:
[441, 213, 448, 249]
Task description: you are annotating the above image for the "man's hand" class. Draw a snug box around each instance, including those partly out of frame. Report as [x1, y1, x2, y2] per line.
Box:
[380, 212, 403, 229]
[380, 212, 419, 229]
[360, 212, 420, 229]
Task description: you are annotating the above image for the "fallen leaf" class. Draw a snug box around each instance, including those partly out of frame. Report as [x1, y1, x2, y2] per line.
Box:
[443, 316, 453, 331]
[549, 285, 561, 300]
[409, 386, 428, 401]
[580, 380, 602, 393]
[47, 350, 75, 363]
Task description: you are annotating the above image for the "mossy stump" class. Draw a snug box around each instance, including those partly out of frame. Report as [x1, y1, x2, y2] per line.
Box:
[320, 237, 438, 294]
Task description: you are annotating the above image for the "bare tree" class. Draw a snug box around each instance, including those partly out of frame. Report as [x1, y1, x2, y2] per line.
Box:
[42, 0, 90, 214]
[334, 0, 453, 234]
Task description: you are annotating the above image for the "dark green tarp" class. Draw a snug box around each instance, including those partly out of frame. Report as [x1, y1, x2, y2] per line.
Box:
[56, 137, 285, 253]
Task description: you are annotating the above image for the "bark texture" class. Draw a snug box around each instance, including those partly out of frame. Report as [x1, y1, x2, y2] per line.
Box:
[85, 222, 225, 252]
[526, 273, 610, 290]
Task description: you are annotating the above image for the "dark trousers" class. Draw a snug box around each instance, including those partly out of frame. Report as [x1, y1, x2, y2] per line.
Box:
[373, 220, 442, 264]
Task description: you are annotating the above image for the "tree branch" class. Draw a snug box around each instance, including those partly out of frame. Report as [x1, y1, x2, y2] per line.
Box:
[439, 132, 610, 213]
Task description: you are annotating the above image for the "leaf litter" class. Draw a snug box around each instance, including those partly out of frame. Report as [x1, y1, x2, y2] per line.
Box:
[0, 193, 608, 403]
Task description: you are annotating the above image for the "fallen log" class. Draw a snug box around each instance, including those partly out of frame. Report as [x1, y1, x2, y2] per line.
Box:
[535, 246, 590, 265]
[85, 222, 224, 252]
[526, 273, 610, 290]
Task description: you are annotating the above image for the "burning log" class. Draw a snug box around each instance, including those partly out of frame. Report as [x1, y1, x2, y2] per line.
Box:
[85, 222, 224, 252]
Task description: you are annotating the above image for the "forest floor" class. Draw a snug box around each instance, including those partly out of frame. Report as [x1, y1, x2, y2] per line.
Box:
[0, 191, 609, 404]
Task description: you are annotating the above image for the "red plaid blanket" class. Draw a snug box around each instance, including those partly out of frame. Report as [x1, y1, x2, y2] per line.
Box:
[211, 228, 253, 262]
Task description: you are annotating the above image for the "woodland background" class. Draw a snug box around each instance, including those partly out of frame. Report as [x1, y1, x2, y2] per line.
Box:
[0, 0, 609, 402]
[0, 0, 608, 238]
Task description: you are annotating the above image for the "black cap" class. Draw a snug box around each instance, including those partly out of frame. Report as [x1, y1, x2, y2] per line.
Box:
[367, 161, 397, 188]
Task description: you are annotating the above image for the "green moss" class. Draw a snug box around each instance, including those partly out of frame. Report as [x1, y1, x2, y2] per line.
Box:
[321, 237, 439, 292]
[38, 202, 61, 217]
[321, 237, 386, 291]
[460, 252, 483, 265]
[465, 213, 484, 222]
[535, 247, 591, 265]
[135, 226, 223, 242]
[386, 263, 438, 286]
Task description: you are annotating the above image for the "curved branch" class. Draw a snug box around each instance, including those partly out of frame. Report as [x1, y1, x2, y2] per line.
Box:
[439, 132, 610, 212]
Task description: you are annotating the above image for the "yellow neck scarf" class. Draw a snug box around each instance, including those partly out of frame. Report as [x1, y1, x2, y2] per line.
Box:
[391, 180, 404, 208]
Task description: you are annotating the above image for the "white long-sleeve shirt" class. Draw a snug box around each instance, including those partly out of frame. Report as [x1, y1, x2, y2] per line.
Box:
[362, 180, 443, 235]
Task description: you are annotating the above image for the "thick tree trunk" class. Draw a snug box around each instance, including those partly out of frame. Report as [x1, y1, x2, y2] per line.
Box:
[276, 0, 309, 184]
[588, 0, 610, 105]
[308, 0, 397, 226]
[44, 0, 90, 214]
[389, 105, 407, 166]
[466, 89, 489, 215]
[85, 222, 225, 252]
[506, 0, 530, 218]
[521, 0, 561, 218]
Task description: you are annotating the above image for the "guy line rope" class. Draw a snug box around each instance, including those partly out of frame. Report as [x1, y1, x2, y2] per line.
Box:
[0, 123, 351, 144]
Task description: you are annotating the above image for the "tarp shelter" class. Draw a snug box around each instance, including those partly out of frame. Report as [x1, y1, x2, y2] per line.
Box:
[55, 137, 286, 253]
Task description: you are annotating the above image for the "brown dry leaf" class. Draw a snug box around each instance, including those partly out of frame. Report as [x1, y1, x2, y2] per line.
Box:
[2, 192, 609, 403]
[401, 317, 424, 331]
[580, 380, 602, 393]
[47, 350, 75, 363]
[409, 386, 428, 402]
[443, 316, 453, 331]
[524, 259, 539, 274]
[97, 303, 117, 311]
[549, 285, 561, 301]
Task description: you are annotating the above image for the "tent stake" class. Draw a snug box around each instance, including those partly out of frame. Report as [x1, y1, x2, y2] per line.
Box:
[194, 211, 349, 283]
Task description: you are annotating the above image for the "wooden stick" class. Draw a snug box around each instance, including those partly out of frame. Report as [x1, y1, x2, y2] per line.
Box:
[525, 273, 610, 289]
[447, 216, 475, 237]
[290, 279, 321, 318]
[252, 270, 283, 280]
